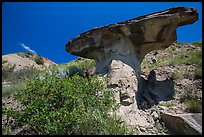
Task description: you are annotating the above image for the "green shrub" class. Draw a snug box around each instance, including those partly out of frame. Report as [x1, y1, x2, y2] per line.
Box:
[34, 56, 44, 65]
[17, 52, 33, 58]
[191, 41, 202, 46]
[169, 50, 202, 66]
[2, 82, 27, 97]
[169, 58, 189, 66]
[2, 64, 16, 81]
[77, 109, 134, 135]
[17, 53, 25, 58]
[141, 56, 168, 70]
[2, 66, 38, 84]
[66, 57, 96, 71]
[159, 102, 174, 107]
[184, 99, 202, 113]
[167, 43, 177, 51]
[169, 72, 183, 80]
[142, 42, 202, 71]
[55, 58, 95, 77]
[68, 66, 84, 77]
[194, 67, 202, 79]
[180, 85, 193, 101]
[3, 67, 133, 135]
[2, 59, 8, 64]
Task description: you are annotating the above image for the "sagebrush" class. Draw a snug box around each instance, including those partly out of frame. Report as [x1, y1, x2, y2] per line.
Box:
[3, 65, 134, 135]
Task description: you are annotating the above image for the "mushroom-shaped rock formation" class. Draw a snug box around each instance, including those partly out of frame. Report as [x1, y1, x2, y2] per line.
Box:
[66, 7, 198, 127]
[66, 6, 198, 73]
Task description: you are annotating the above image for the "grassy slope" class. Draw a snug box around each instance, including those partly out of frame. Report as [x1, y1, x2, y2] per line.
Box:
[141, 42, 202, 112]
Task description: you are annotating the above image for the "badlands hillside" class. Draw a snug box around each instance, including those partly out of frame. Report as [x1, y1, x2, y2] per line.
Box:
[2, 52, 57, 71]
[2, 42, 202, 135]
[2, 52, 57, 86]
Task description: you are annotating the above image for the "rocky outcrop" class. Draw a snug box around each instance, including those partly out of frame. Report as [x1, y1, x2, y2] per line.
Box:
[161, 113, 202, 135]
[66, 7, 198, 128]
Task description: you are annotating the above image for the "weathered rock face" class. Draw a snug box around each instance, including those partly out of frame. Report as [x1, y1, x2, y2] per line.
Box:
[108, 60, 138, 106]
[65, 7, 198, 128]
[161, 113, 202, 135]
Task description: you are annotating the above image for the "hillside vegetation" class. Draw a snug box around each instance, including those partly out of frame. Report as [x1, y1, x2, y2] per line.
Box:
[2, 58, 134, 135]
[141, 41, 202, 114]
[2, 41, 202, 135]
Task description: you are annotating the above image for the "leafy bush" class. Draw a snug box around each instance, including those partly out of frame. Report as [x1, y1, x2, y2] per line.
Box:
[34, 56, 44, 65]
[3, 67, 133, 135]
[68, 66, 84, 77]
[38, 66, 85, 81]
[66, 57, 96, 71]
[50, 58, 94, 79]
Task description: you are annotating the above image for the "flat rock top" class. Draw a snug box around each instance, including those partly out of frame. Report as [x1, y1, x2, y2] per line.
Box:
[66, 6, 198, 58]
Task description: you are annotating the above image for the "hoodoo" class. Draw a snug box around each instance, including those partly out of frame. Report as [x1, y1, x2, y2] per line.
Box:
[66, 7, 198, 127]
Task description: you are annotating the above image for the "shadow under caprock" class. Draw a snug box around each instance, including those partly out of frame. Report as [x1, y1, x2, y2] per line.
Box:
[137, 70, 175, 110]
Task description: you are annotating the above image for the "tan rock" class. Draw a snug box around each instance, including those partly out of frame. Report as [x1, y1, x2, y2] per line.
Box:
[161, 112, 202, 135]
[65, 7, 198, 128]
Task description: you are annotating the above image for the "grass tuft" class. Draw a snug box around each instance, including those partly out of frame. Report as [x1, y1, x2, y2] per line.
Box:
[184, 99, 202, 113]
[2, 82, 27, 97]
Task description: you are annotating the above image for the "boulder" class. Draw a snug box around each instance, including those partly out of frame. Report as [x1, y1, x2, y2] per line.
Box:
[161, 112, 202, 135]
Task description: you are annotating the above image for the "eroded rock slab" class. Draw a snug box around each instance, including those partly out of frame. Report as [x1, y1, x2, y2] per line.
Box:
[161, 113, 202, 135]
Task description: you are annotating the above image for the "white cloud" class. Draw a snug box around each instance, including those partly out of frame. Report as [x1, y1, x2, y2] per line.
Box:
[20, 43, 37, 54]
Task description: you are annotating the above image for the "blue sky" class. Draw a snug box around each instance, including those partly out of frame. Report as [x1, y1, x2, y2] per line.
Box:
[2, 2, 202, 64]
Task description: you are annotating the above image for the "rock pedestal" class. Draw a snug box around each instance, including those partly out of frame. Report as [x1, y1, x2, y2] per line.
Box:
[66, 7, 199, 128]
[107, 59, 156, 127]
